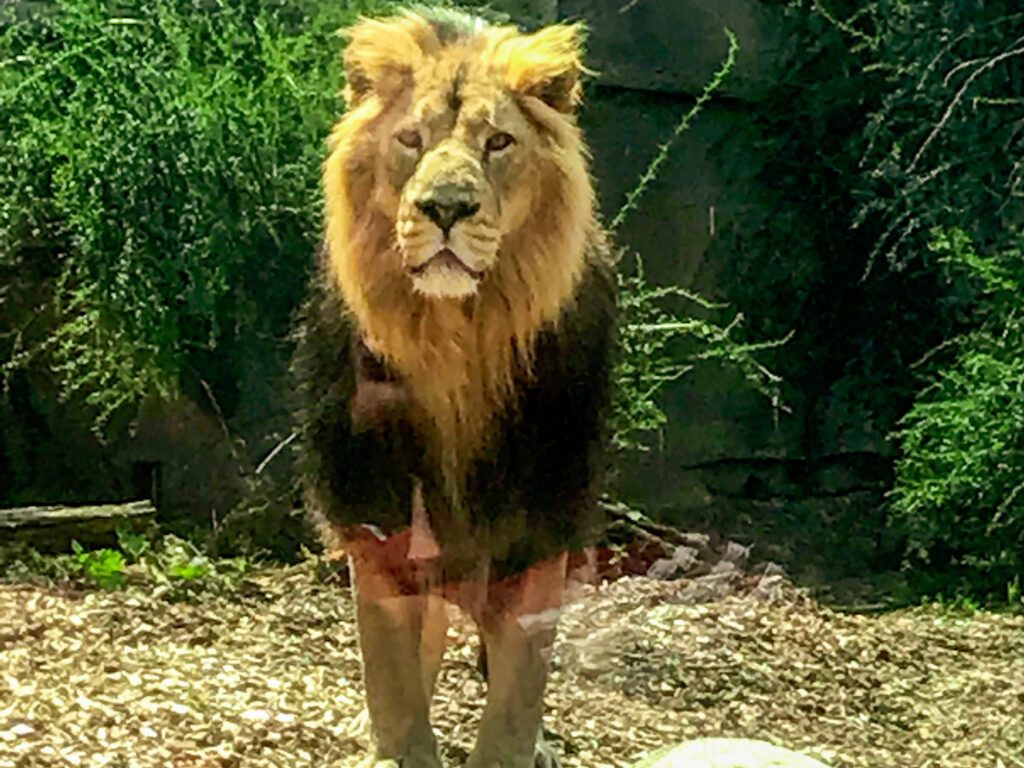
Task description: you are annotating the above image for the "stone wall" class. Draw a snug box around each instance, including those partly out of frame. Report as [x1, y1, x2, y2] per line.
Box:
[489, 0, 894, 572]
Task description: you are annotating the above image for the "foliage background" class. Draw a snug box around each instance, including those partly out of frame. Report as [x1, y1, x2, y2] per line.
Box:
[0, 0, 397, 520]
[0, 0, 389, 425]
[2, 0, 1023, 601]
[716, 0, 1024, 599]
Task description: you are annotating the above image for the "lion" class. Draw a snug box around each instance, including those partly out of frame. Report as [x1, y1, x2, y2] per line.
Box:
[293, 8, 616, 768]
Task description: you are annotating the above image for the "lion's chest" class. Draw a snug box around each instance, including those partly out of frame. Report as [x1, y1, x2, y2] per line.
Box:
[352, 323, 527, 492]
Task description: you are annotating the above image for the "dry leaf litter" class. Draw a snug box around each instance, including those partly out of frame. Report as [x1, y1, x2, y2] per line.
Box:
[1, 545, 1023, 768]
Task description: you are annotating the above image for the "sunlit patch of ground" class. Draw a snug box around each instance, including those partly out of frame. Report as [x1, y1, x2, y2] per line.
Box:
[1, 561, 1022, 767]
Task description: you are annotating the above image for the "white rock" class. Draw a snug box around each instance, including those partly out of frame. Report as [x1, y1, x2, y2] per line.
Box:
[633, 739, 833, 768]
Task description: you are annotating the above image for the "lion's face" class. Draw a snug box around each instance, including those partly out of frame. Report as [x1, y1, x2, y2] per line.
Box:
[389, 80, 539, 298]
[325, 12, 593, 305]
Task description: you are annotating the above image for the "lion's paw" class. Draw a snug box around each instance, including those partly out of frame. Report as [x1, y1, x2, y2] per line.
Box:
[533, 736, 562, 768]
[347, 710, 442, 768]
[463, 737, 561, 768]
[354, 759, 400, 768]
[353, 755, 441, 768]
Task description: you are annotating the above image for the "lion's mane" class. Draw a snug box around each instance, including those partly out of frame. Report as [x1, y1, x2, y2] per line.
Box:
[320, 10, 604, 496]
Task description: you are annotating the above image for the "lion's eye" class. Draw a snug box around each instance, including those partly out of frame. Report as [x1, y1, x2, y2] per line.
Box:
[485, 132, 515, 153]
[396, 129, 423, 150]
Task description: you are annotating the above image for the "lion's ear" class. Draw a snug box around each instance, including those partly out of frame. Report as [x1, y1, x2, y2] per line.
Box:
[502, 23, 586, 113]
[342, 14, 433, 106]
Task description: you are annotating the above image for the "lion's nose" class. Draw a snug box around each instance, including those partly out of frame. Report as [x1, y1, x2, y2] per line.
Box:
[415, 193, 480, 236]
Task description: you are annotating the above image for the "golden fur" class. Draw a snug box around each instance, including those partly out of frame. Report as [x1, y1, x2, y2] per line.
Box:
[322, 11, 599, 498]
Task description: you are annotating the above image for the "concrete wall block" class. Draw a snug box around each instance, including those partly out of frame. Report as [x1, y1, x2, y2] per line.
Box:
[488, 0, 558, 27]
[557, 0, 789, 99]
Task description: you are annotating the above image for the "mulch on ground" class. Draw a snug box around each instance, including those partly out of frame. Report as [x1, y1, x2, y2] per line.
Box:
[1, 559, 1022, 768]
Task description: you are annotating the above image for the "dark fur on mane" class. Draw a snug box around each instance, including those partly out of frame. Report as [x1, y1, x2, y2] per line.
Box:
[292, 242, 616, 580]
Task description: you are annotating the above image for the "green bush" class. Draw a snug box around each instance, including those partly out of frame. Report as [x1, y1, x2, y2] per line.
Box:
[714, 0, 1024, 591]
[891, 229, 1024, 600]
[141, 532, 250, 601]
[0, 543, 81, 585]
[611, 255, 787, 452]
[0, 0, 389, 429]
[843, 1, 1024, 273]
[839, 0, 1023, 600]
[724, 0, 1023, 430]
[71, 540, 127, 589]
[1, 525, 251, 599]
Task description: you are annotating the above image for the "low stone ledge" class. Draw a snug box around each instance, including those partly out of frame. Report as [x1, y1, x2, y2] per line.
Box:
[0, 500, 156, 553]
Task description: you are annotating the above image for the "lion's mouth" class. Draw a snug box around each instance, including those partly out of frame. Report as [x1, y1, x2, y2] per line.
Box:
[409, 248, 485, 280]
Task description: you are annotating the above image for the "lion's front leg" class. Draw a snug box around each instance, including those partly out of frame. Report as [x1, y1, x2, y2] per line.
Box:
[347, 535, 446, 768]
[466, 553, 567, 768]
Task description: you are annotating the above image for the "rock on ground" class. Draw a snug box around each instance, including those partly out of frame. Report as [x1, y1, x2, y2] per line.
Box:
[633, 739, 832, 768]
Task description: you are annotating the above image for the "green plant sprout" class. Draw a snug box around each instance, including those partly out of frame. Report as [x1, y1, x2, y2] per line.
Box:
[607, 26, 790, 452]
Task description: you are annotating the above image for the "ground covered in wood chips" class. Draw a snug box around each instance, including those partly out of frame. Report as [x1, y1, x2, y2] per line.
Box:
[1, 560, 1022, 768]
